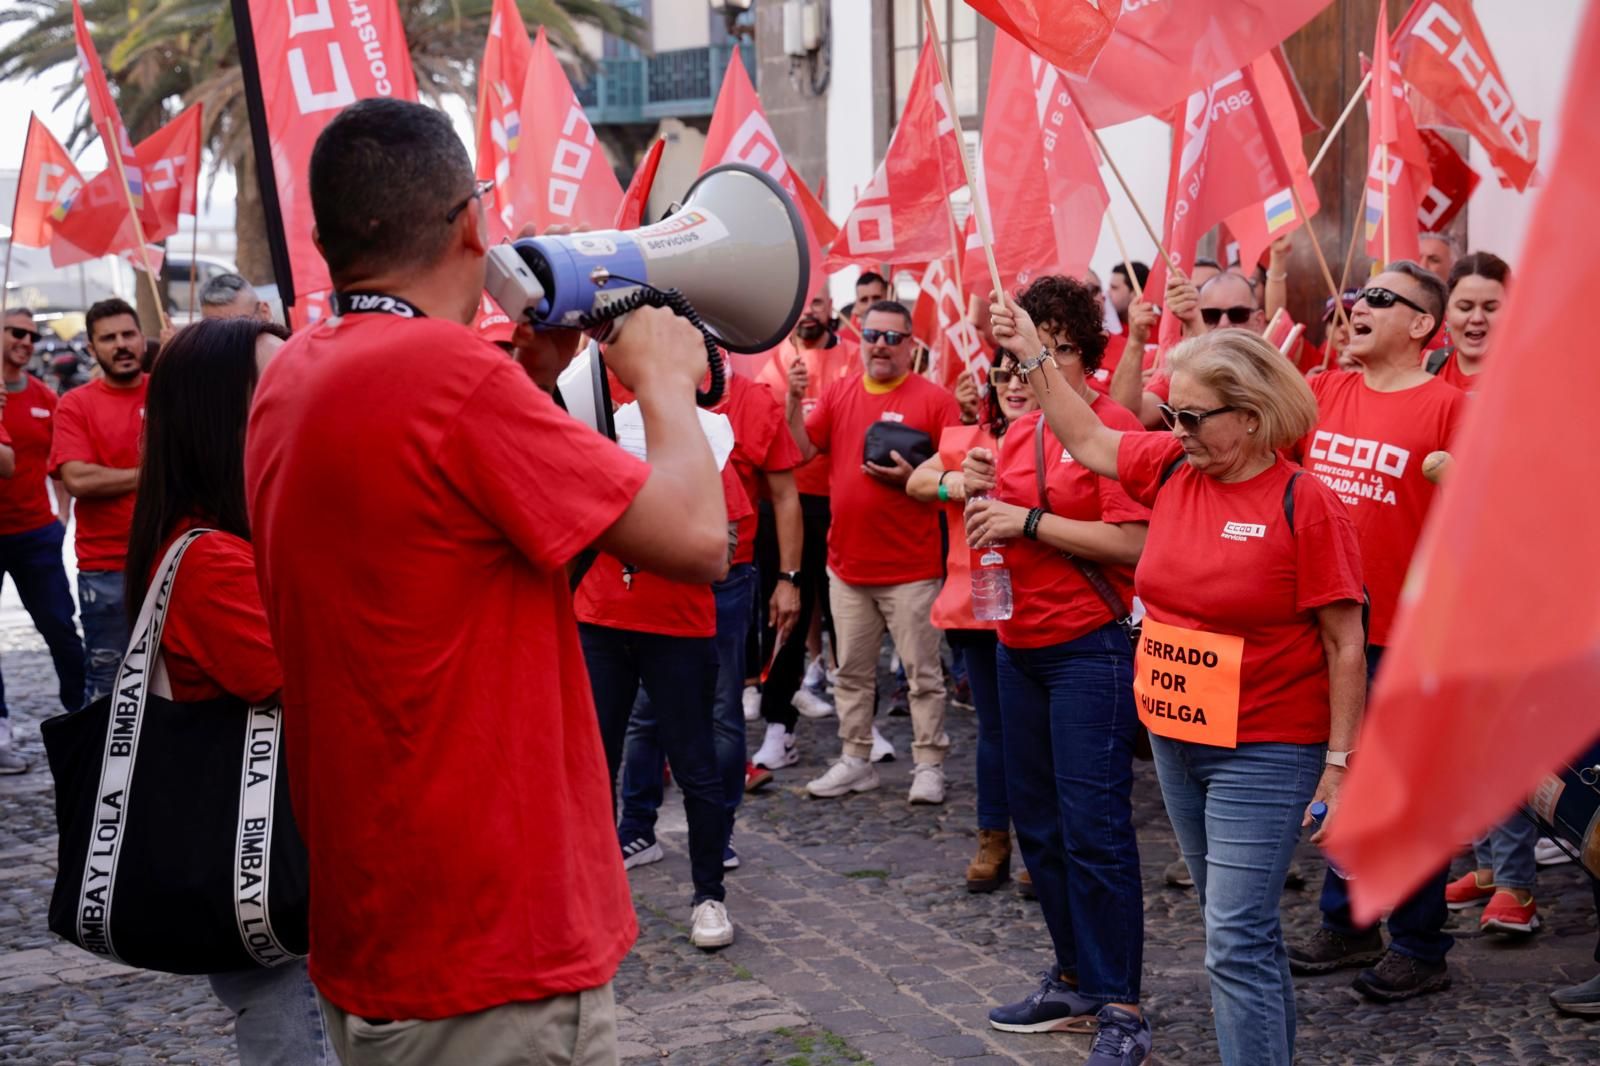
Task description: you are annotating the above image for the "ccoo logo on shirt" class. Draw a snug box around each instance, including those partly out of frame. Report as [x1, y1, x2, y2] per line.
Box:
[1221, 522, 1266, 542]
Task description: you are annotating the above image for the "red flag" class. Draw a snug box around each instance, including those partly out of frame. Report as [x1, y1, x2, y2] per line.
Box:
[701, 47, 825, 299]
[912, 257, 988, 391]
[132, 103, 202, 242]
[512, 28, 623, 232]
[1394, 0, 1539, 191]
[1222, 54, 1323, 279]
[963, 31, 1107, 299]
[9, 116, 85, 251]
[1068, 0, 1334, 128]
[1364, 4, 1433, 264]
[1326, 0, 1600, 918]
[239, 0, 417, 306]
[828, 38, 964, 270]
[1270, 46, 1325, 137]
[963, 0, 1117, 78]
[791, 172, 838, 253]
[1416, 128, 1479, 233]
[614, 138, 666, 230]
[476, 0, 535, 242]
[72, 0, 146, 225]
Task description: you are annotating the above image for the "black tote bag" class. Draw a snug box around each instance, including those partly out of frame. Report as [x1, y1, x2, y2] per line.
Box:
[43, 529, 308, 975]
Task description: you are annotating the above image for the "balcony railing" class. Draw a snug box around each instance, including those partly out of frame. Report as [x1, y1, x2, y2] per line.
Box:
[570, 43, 756, 126]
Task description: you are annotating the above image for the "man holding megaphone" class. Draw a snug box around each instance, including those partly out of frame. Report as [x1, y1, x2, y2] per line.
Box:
[244, 98, 733, 1066]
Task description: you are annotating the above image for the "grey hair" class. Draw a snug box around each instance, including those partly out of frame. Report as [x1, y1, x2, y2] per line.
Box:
[1420, 231, 1461, 255]
[1380, 260, 1449, 346]
[199, 272, 258, 308]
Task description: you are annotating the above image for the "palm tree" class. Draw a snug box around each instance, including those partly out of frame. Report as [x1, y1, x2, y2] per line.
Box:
[0, 0, 644, 285]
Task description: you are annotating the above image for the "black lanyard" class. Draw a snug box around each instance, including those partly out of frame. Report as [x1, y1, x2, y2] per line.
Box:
[330, 291, 426, 319]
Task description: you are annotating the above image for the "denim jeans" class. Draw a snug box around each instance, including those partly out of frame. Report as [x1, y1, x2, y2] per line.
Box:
[78, 568, 127, 706]
[0, 522, 84, 714]
[948, 629, 1006, 831]
[1472, 814, 1541, 892]
[1152, 736, 1323, 1066]
[579, 623, 725, 904]
[208, 959, 332, 1066]
[1319, 644, 1454, 962]
[620, 563, 757, 846]
[997, 624, 1143, 1004]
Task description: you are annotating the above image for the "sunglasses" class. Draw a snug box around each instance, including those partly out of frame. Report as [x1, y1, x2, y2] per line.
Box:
[1357, 286, 1430, 316]
[1158, 403, 1237, 433]
[5, 326, 42, 343]
[989, 367, 1024, 388]
[445, 178, 495, 225]
[860, 328, 909, 345]
[1199, 306, 1256, 327]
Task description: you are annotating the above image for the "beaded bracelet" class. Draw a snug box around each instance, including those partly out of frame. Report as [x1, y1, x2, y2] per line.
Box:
[1023, 507, 1045, 540]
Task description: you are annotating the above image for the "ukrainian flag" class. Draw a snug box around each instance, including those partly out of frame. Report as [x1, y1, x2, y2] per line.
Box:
[1264, 189, 1295, 232]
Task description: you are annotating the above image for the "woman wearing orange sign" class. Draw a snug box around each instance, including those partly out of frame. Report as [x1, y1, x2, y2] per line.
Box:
[987, 298, 1367, 1066]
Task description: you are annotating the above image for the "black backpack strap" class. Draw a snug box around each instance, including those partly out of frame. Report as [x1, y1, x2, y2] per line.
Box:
[1158, 454, 1187, 488]
[1282, 471, 1302, 533]
[1425, 346, 1453, 375]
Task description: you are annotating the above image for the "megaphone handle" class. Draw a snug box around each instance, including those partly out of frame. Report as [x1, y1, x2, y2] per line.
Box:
[582, 285, 726, 407]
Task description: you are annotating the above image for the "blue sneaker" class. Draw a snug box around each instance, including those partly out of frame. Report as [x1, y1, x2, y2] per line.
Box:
[723, 842, 740, 869]
[1084, 1005, 1151, 1065]
[988, 971, 1099, 1034]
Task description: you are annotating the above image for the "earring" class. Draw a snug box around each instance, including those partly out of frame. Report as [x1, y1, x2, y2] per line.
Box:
[1248, 427, 1257, 434]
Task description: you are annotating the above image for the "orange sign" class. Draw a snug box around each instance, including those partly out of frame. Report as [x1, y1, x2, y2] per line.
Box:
[1134, 618, 1245, 748]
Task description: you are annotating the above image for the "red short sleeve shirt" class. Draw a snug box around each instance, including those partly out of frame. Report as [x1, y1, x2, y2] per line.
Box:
[805, 373, 961, 586]
[1297, 371, 1465, 646]
[1119, 432, 1364, 744]
[930, 424, 994, 632]
[995, 402, 1151, 649]
[151, 525, 282, 704]
[716, 374, 801, 566]
[0, 375, 60, 536]
[245, 313, 649, 1021]
[48, 377, 147, 570]
[757, 338, 860, 497]
[1430, 351, 1481, 393]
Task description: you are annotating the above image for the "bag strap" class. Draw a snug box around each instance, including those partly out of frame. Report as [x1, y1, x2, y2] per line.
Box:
[75, 528, 212, 962]
[1425, 345, 1454, 375]
[1032, 416, 1133, 623]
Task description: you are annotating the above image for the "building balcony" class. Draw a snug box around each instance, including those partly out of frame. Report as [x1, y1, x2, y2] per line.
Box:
[571, 43, 756, 126]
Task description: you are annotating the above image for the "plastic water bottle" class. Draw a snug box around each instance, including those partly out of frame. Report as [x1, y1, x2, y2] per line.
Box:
[968, 493, 1013, 621]
[1308, 801, 1351, 879]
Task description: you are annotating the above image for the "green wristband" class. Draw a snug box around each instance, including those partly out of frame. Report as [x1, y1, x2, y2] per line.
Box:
[937, 480, 950, 503]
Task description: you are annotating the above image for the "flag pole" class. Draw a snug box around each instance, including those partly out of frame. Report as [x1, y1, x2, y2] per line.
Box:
[920, 0, 1004, 299]
[1291, 187, 1353, 342]
[187, 211, 199, 317]
[1103, 207, 1144, 302]
[1075, 109, 1180, 278]
[104, 143, 169, 333]
[1307, 71, 1373, 177]
[944, 199, 965, 296]
[1321, 204, 1368, 370]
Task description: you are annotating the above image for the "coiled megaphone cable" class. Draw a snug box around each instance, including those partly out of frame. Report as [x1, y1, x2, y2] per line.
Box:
[576, 278, 726, 407]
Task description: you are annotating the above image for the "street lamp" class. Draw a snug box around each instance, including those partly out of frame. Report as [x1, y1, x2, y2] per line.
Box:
[709, 0, 755, 40]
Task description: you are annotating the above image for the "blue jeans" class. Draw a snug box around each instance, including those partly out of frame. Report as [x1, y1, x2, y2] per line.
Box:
[0, 522, 84, 714]
[1318, 644, 1454, 962]
[1152, 736, 1323, 1066]
[997, 624, 1142, 1004]
[208, 959, 332, 1066]
[948, 629, 1006, 831]
[579, 623, 726, 904]
[620, 563, 757, 846]
[1473, 815, 1540, 892]
[78, 568, 127, 706]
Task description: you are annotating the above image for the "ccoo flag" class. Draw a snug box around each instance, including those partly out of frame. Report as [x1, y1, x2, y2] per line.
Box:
[476, 0, 535, 242]
[10, 116, 86, 251]
[963, 0, 1118, 78]
[1326, 0, 1600, 919]
[511, 27, 623, 233]
[1364, 1, 1433, 264]
[71, 0, 145, 221]
[1221, 54, 1322, 274]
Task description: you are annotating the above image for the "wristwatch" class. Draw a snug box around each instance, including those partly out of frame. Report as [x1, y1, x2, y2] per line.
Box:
[1325, 750, 1356, 769]
[777, 570, 803, 586]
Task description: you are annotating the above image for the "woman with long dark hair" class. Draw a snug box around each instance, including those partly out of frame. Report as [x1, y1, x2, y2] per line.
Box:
[124, 316, 330, 1066]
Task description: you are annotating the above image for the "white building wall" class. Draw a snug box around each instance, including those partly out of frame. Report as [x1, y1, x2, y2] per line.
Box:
[650, 0, 710, 53]
[825, 0, 880, 306]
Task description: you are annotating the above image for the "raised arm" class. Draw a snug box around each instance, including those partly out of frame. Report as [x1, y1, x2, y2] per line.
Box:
[784, 358, 819, 462]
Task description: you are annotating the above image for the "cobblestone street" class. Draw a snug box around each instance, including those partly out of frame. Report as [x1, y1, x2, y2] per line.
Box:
[3, 597, 1599, 1064]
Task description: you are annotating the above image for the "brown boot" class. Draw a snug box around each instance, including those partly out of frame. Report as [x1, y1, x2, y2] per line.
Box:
[1016, 865, 1036, 900]
[965, 830, 1011, 893]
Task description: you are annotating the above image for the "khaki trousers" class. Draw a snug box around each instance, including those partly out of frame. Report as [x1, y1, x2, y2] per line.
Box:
[827, 571, 949, 765]
[318, 982, 617, 1066]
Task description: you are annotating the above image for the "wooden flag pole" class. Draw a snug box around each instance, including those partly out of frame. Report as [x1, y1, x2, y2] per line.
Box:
[1080, 116, 1180, 278]
[1322, 205, 1370, 370]
[1103, 207, 1145, 303]
[187, 209, 200, 317]
[945, 199, 965, 297]
[920, 0, 1003, 299]
[1291, 186, 1353, 341]
[1307, 70, 1373, 177]
[105, 145, 169, 333]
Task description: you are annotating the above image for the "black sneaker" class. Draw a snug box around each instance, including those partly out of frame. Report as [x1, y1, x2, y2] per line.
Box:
[620, 835, 663, 870]
[1551, 972, 1600, 1016]
[1287, 926, 1385, 976]
[989, 971, 1098, 1034]
[1352, 950, 1450, 1003]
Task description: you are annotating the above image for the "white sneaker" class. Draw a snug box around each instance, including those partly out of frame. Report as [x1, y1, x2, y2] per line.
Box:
[869, 725, 896, 764]
[742, 685, 762, 722]
[620, 836, 664, 870]
[1536, 836, 1574, 867]
[752, 723, 798, 770]
[802, 656, 826, 691]
[0, 718, 27, 776]
[792, 687, 834, 719]
[806, 755, 880, 798]
[908, 763, 945, 805]
[690, 899, 735, 949]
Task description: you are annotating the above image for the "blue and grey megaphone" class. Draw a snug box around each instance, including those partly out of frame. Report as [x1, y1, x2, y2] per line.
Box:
[484, 162, 811, 408]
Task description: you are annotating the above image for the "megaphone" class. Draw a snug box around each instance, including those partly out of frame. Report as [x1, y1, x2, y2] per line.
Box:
[484, 162, 811, 409]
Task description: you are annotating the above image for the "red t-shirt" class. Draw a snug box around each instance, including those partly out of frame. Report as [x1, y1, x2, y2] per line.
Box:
[1297, 370, 1465, 646]
[1119, 433, 1364, 744]
[930, 424, 994, 632]
[0, 375, 60, 535]
[1430, 350, 1481, 393]
[245, 313, 647, 1021]
[806, 372, 961, 586]
[995, 404, 1151, 649]
[716, 373, 801, 566]
[152, 525, 282, 704]
[575, 462, 751, 637]
[48, 377, 147, 570]
[757, 337, 859, 497]
[1092, 335, 1159, 396]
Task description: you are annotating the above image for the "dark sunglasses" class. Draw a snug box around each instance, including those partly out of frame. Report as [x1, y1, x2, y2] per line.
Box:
[860, 328, 909, 345]
[1357, 286, 1430, 316]
[989, 366, 1023, 387]
[1199, 306, 1256, 327]
[445, 178, 495, 225]
[5, 326, 42, 343]
[1158, 403, 1237, 433]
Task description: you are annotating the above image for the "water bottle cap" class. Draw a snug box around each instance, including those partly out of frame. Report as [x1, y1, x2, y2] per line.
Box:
[1309, 801, 1329, 818]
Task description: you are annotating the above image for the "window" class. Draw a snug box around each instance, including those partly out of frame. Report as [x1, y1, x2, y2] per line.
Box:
[891, 0, 980, 122]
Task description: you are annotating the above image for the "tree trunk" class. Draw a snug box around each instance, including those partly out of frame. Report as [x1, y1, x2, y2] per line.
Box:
[233, 148, 274, 286]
